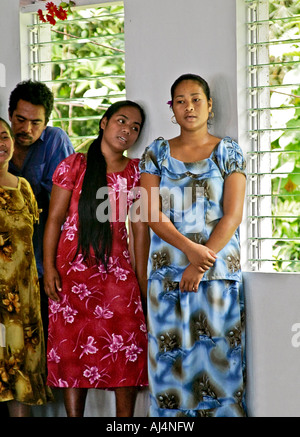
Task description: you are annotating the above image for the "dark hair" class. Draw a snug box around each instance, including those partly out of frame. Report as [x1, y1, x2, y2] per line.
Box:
[0, 118, 14, 137]
[170, 73, 211, 103]
[8, 80, 54, 124]
[76, 100, 145, 267]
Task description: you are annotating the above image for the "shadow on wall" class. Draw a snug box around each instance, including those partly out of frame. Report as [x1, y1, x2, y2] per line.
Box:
[209, 75, 234, 140]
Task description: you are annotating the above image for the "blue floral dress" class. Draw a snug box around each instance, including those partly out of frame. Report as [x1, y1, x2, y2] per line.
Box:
[139, 137, 247, 417]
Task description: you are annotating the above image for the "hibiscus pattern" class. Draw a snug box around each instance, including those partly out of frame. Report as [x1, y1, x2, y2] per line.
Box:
[46, 154, 148, 390]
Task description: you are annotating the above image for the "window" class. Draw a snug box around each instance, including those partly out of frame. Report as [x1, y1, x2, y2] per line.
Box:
[24, 2, 125, 150]
[246, 0, 300, 272]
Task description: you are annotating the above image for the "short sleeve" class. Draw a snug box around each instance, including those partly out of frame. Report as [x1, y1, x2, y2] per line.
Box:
[139, 139, 167, 176]
[213, 137, 246, 179]
[52, 153, 85, 191]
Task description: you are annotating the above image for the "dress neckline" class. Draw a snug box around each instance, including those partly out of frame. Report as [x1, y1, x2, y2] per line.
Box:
[106, 158, 134, 175]
[81, 152, 134, 175]
[166, 139, 221, 164]
[0, 177, 20, 190]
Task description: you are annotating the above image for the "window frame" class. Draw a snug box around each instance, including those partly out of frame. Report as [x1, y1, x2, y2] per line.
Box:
[243, 0, 300, 273]
[20, 0, 125, 149]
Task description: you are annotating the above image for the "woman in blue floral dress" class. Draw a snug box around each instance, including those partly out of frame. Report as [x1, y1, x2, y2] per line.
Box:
[139, 74, 247, 417]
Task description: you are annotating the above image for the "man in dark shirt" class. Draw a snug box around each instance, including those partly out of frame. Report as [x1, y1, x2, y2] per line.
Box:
[8, 80, 74, 339]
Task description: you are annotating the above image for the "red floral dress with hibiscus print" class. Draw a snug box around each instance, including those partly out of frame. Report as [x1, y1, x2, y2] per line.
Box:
[46, 153, 148, 389]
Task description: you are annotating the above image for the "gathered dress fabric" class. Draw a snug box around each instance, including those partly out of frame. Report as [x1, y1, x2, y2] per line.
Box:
[139, 137, 247, 417]
[46, 153, 148, 390]
[0, 178, 52, 405]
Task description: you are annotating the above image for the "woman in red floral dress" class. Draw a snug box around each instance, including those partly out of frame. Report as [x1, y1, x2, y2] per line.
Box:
[43, 101, 148, 417]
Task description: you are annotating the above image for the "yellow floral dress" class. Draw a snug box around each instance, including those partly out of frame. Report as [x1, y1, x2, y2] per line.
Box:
[0, 177, 52, 405]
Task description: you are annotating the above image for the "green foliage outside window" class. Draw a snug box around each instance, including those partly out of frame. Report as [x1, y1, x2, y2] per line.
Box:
[269, 0, 300, 271]
[49, 4, 125, 151]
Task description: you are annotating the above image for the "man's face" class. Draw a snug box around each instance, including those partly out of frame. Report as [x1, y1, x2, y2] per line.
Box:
[9, 99, 47, 148]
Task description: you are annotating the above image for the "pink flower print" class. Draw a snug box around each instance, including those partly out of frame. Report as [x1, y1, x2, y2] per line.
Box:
[123, 249, 131, 264]
[65, 224, 77, 241]
[109, 334, 124, 354]
[83, 366, 101, 385]
[58, 379, 69, 387]
[63, 215, 78, 241]
[127, 186, 141, 207]
[79, 336, 98, 359]
[67, 254, 87, 275]
[57, 161, 69, 174]
[83, 366, 110, 386]
[110, 175, 128, 199]
[57, 161, 70, 177]
[94, 304, 113, 319]
[131, 165, 140, 186]
[71, 283, 91, 300]
[107, 256, 119, 272]
[49, 300, 61, 315]
[48, 347, 61, 363]
[124, 343, 143, 363]
[140, 320, 147, 334]
[96, 263, 107, 281]
[134, 295, 143, 314]
[62, 305, 78, 324]
[119, 226, 128, 241]
[114, 266, 130, 282]
[100, 331, 125, 362]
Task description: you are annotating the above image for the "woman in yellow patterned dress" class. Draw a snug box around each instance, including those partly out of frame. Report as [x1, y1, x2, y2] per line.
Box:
[0, 118, 52, 416]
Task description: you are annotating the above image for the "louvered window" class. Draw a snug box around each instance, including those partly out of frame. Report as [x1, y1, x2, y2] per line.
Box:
[246, 0, 300, 272]
[25, 2, 125, 150]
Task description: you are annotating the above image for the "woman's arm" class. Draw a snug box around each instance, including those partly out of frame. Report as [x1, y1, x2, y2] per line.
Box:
[140, 173, 217, 272]
[179, 264, 204, 293]
[204, 172, 246, 253]
[130, 216, 150, 314]
[43, 185, 72, 301]
[180, 172, 246, 292]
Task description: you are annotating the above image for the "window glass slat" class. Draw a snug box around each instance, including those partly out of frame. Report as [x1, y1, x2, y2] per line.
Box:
[246, 0, 300, 273]
[28, 3, 126, 150]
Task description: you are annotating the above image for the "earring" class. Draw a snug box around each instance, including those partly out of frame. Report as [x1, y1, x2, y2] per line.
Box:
[209, 111, 214, 119]
[171, 115, 177, 124]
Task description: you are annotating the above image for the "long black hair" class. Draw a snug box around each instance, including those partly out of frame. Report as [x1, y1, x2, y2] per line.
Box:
[76, 100, 145, 267]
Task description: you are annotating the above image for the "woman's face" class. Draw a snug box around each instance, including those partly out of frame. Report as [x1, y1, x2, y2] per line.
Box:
[172, 80, 212, 132]
[100, 106, 142, 153]
[0, 121, 14, 166]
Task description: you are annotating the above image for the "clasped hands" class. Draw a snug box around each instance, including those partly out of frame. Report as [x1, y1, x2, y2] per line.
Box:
[179, 242, 217, 293]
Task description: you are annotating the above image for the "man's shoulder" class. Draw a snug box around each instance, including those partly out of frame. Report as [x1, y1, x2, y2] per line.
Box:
[43, 125, 70, 141]
[41, 126, 74, 152]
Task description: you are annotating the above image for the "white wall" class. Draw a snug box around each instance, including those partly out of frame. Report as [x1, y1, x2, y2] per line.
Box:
[1, 0, 300, 418]
[0, 0, 22, 120]
[244, 272, 300, 417]
[124, 0, 239, 157]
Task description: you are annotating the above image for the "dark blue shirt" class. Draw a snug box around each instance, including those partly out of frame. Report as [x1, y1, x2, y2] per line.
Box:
[9, 126, 75, 277]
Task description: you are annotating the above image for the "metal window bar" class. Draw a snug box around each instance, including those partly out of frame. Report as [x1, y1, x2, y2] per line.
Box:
[27, 4, 125, 150]
[246, 0, 300, 273]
